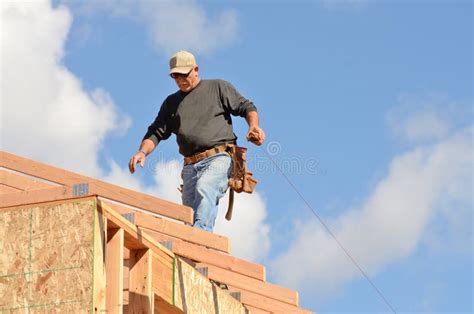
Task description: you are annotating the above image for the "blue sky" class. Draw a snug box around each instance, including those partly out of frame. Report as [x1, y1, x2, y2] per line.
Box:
[2, 0, 472, 313]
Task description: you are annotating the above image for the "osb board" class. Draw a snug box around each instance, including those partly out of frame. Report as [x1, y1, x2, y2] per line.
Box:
[174, 259, 246, 314]
[0, 199, 99, 313]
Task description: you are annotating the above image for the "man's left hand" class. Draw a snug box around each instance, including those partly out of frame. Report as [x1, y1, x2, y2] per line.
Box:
[246, 126, 266, 146]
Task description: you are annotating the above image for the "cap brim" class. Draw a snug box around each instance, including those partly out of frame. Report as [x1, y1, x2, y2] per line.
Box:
[169, 65, 194, 75]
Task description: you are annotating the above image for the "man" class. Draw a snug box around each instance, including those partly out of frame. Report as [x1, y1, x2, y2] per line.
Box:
[129, 50, 265, 232]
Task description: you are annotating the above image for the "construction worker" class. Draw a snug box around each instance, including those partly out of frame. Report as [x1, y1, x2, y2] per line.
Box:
[129, 50, 265, 232]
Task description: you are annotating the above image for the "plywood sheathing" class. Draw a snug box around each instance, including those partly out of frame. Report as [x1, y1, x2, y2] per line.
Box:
[174, 258, 247, 314]
[196, 264, 298, 306]
[0, 198, 98, 313]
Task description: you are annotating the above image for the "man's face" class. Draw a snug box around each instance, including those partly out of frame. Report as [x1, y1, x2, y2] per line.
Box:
[171, 67, 199, 92]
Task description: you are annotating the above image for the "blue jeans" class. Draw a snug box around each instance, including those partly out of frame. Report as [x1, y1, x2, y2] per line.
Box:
[181, 152, 232, 232]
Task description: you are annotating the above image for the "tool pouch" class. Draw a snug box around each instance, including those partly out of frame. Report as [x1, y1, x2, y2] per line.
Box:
[226, 145, 257, 193]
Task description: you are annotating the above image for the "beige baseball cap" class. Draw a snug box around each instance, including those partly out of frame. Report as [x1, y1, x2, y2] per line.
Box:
[169, 50, 197, 74]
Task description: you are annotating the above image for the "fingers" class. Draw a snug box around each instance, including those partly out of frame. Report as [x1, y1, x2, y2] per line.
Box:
[129, 157, 136, 173]
[129, 154, 145, 174]
[247, 127, 266, 146]
[258, 129, 266, 145]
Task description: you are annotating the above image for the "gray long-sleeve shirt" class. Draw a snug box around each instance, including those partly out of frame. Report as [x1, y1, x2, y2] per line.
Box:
[143, 79, 257, 157]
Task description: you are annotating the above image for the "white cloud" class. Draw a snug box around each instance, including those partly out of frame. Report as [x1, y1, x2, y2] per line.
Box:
[215, 190, 270, 262]
[0, 0, 130, 177]
[102, 159, 145, 192]
[401, 111, 450, 142]
[63, 0, 239, 55]
[271, 124, 473, 294]
[101, 158, 183, 204]
[386, 93, 472, 144]
[150, 159, 184, 204]
[140, 1, 238, 55]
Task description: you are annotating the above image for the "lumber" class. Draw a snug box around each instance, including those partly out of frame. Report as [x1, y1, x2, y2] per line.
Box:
[101, 200, 230, 253]
[93, 207, 107, 313]
[106, 228, 124, 313]
[151, 252, 174, 305]
[0, 183, 21, 194]
[245, 305, 271, 314]
[0, 186, 79, 208]
[0, 195, 97, 213]
[154, 294, 185, 314]
[129, 249, 153, 313]
[98, 200, 174, 265]
[0, 169, 55, 191]
[229, 287, 314, 314]
[0, 150, 193, 223]
[132, 209, 229, 253]
[196, 264, 298, 306]
[140, 227, 266, 281]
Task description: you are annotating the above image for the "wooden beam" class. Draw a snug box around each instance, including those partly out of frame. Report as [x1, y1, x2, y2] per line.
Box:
[244, 305, 271, 314]
[0, 150, 193, 224]
[154, 294, 185, 314]
[141, 227, 265, 281]
[101, 200, 230, 253]
[129, 249, 153, 314]
[229, 287, 314, 314]
[106, 228, 124, 314]
[0, 183, 21, 194]
[0, 186, 81, 208]
[0, 195, 98, 213]
[98, 200, 174, 265]
[196, 264, 298, 306]
[93, 207, 107, 313]
[111, 204, 229, 253]
[152, 253, 174, 306]
[0, 169, 55, 191]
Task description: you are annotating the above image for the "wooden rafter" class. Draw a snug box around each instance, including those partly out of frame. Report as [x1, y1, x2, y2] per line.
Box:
[196, 263, 299, 306]
[0, 150, 193, 224]
[140, 227, 266, 282]
[0, 186, 77, 209]
[101, 199, 230, 253]
[0, 169, 56, 191]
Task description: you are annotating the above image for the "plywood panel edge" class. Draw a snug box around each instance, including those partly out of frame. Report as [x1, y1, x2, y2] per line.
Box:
[92, 199, 107, 313]
[0, 195, 98, 212]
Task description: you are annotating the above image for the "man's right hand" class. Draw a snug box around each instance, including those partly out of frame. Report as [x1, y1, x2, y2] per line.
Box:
[129, 151, 146, 174]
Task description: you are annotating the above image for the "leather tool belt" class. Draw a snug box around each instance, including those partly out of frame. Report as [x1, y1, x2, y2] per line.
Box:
[181, 142, 258, 222]
[183, 144, 230, 166]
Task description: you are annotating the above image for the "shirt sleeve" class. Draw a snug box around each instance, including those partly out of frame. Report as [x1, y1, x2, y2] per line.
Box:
[142, 99, 173, 146]
[219, 80, 257, 117]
